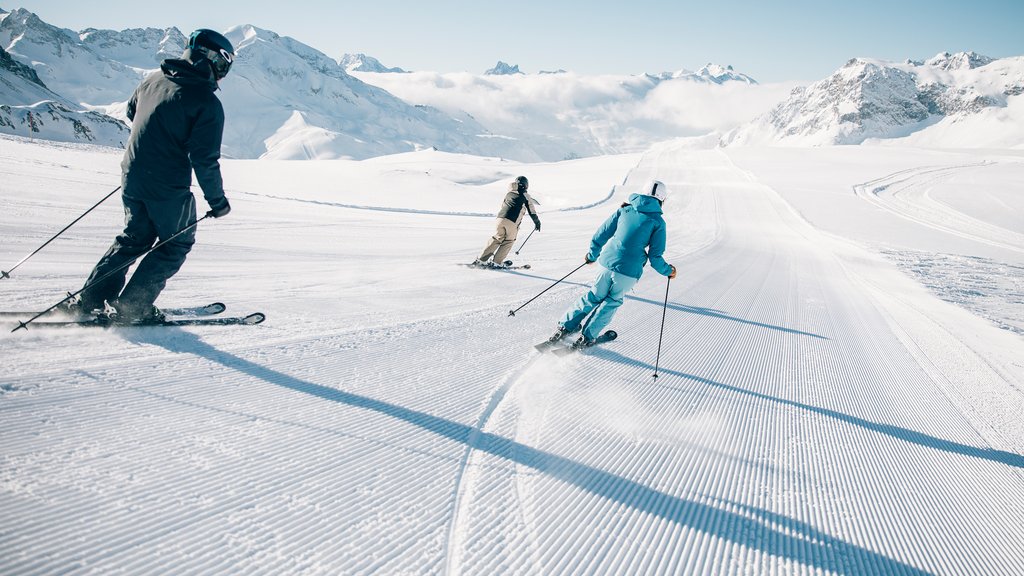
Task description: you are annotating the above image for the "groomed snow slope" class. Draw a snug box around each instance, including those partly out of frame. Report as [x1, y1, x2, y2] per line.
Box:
[1, 136, 1023, 575]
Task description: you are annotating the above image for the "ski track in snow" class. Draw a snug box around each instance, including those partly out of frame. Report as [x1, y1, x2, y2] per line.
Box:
[2, 137, 1024, 575]
[854, 162, 1024, 254]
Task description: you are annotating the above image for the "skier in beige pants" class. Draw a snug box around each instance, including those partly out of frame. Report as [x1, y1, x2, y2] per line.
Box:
[474, 176, 541, 268]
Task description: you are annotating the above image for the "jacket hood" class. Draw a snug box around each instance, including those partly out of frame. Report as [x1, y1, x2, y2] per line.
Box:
[628, 193, 664, 215]
[160, 58, 218, 91]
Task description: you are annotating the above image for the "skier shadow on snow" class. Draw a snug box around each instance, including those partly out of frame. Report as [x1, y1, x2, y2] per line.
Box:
[591, 349, 1024, 470]
[136, 329, 929, 575]
[626, 294, 829, 340]
[506, 269, 828, 340]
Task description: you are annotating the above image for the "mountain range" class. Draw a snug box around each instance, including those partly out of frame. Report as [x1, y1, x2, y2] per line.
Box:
[722, 52, 1024, 147]
[340, 53, 407, 74]
[1, 6, 1022, 159]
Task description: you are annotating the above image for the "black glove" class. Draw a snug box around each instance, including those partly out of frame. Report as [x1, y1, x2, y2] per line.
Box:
[207, 197, 231, 218]
[531, 215, 541, 231]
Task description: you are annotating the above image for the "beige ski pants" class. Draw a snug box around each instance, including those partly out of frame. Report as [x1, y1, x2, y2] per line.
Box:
[478, 217, 520, 263]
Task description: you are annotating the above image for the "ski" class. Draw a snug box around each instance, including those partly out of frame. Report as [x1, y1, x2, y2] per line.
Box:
[534, 340, 561, 352]
[0, 302, 226, 319]
[462, 260, 531, 271]
[550, 330, 618, 356]
[162, 302, 227, 317]
[17, 312, 265, 330]
[535, 330, 576, 352]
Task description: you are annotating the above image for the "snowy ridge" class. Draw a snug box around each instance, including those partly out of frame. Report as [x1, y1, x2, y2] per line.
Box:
[723, 53, 1024, 148]
[0, 44, 129, 145]
[0, 99, 129, 145]
[217, 25, 539, 161]
[485, 61, 523, 75]
[650, 63, 757, 85]
[79, 26, 186, 70]
[340, 53, 407, 73]
[0, 8, 147, 104]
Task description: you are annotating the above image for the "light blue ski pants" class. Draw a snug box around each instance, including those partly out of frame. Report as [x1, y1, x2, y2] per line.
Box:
[560, 266, 639, 340]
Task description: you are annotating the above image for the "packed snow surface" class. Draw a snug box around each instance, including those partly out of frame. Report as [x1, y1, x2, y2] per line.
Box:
[1, 135, 1023, 575]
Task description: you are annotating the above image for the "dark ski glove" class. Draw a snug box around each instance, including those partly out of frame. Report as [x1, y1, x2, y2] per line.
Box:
[531, 215, 541, 231]
[207, 197, 231, 218]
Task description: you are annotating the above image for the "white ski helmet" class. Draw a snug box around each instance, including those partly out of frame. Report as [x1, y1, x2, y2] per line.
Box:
[647, 179, 669, 203]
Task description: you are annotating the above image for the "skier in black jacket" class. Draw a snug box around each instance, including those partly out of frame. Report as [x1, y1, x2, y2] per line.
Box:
[474, 176, 540, 268]
[75, 29, 235, 322]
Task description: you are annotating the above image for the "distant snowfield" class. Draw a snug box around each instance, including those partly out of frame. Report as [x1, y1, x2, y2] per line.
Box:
[2, 135, 1023, 574]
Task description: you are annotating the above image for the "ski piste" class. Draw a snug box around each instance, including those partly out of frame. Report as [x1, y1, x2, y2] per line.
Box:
[0, 302, 226, 319]
[536, 330, 618, 355]
[462, 260, 531, 270]
[17, 311, 266, 330]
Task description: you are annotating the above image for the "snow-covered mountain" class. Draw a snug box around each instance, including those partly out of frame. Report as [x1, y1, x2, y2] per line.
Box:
[340, 53, 407, 73]
[0, 43, 129, 146]
[79, 26, 186, 70]
[217, 25, 538, 160]
[650, 63, 758, 85]
[0, 7, 786, 161]
[0, 9, 537, 160]
[484, 61, 522, 75]
[0, 8, 153, 105]
[722, 52, 1024, 147]
[3, 6, 1021, 158]
[0, 11, 129, 147]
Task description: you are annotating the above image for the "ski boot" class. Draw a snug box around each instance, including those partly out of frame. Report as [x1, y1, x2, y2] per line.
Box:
[56, 294, 84, 315]
[548, 325, 571, 343]
[103, 301, 167, 325]
[572, 335, 596, 350]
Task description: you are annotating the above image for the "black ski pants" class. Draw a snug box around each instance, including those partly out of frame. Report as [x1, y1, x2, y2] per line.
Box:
[79, 193, 196, 313]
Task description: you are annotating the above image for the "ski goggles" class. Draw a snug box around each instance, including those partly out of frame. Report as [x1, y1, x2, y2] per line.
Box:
[198, 46, 234, 80]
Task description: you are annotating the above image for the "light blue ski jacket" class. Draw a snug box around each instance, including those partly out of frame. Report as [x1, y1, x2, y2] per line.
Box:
[587, 193, 672, 280]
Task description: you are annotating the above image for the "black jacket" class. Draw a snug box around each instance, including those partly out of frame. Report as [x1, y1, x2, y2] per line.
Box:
[496, 189, 539, 225]
[120, 58, 226, 207]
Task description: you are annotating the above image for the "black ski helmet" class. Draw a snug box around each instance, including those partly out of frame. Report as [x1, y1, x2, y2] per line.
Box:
[188, 29, 235, 80]
[515, 175, 529, 190]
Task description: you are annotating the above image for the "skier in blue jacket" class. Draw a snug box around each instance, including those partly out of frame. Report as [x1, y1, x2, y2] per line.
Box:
[549, 179, 677, 348]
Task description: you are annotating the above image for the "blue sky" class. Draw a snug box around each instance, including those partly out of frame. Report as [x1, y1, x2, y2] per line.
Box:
[8, 0, 1024, 82]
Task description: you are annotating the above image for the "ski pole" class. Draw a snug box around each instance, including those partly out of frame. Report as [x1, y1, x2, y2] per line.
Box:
[514, 228, 536, 256]
[652, 275, 671, 379]
[2, 186, 121, 280]
[508, 261, 588, 317]
[12, 213, 211, 332]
